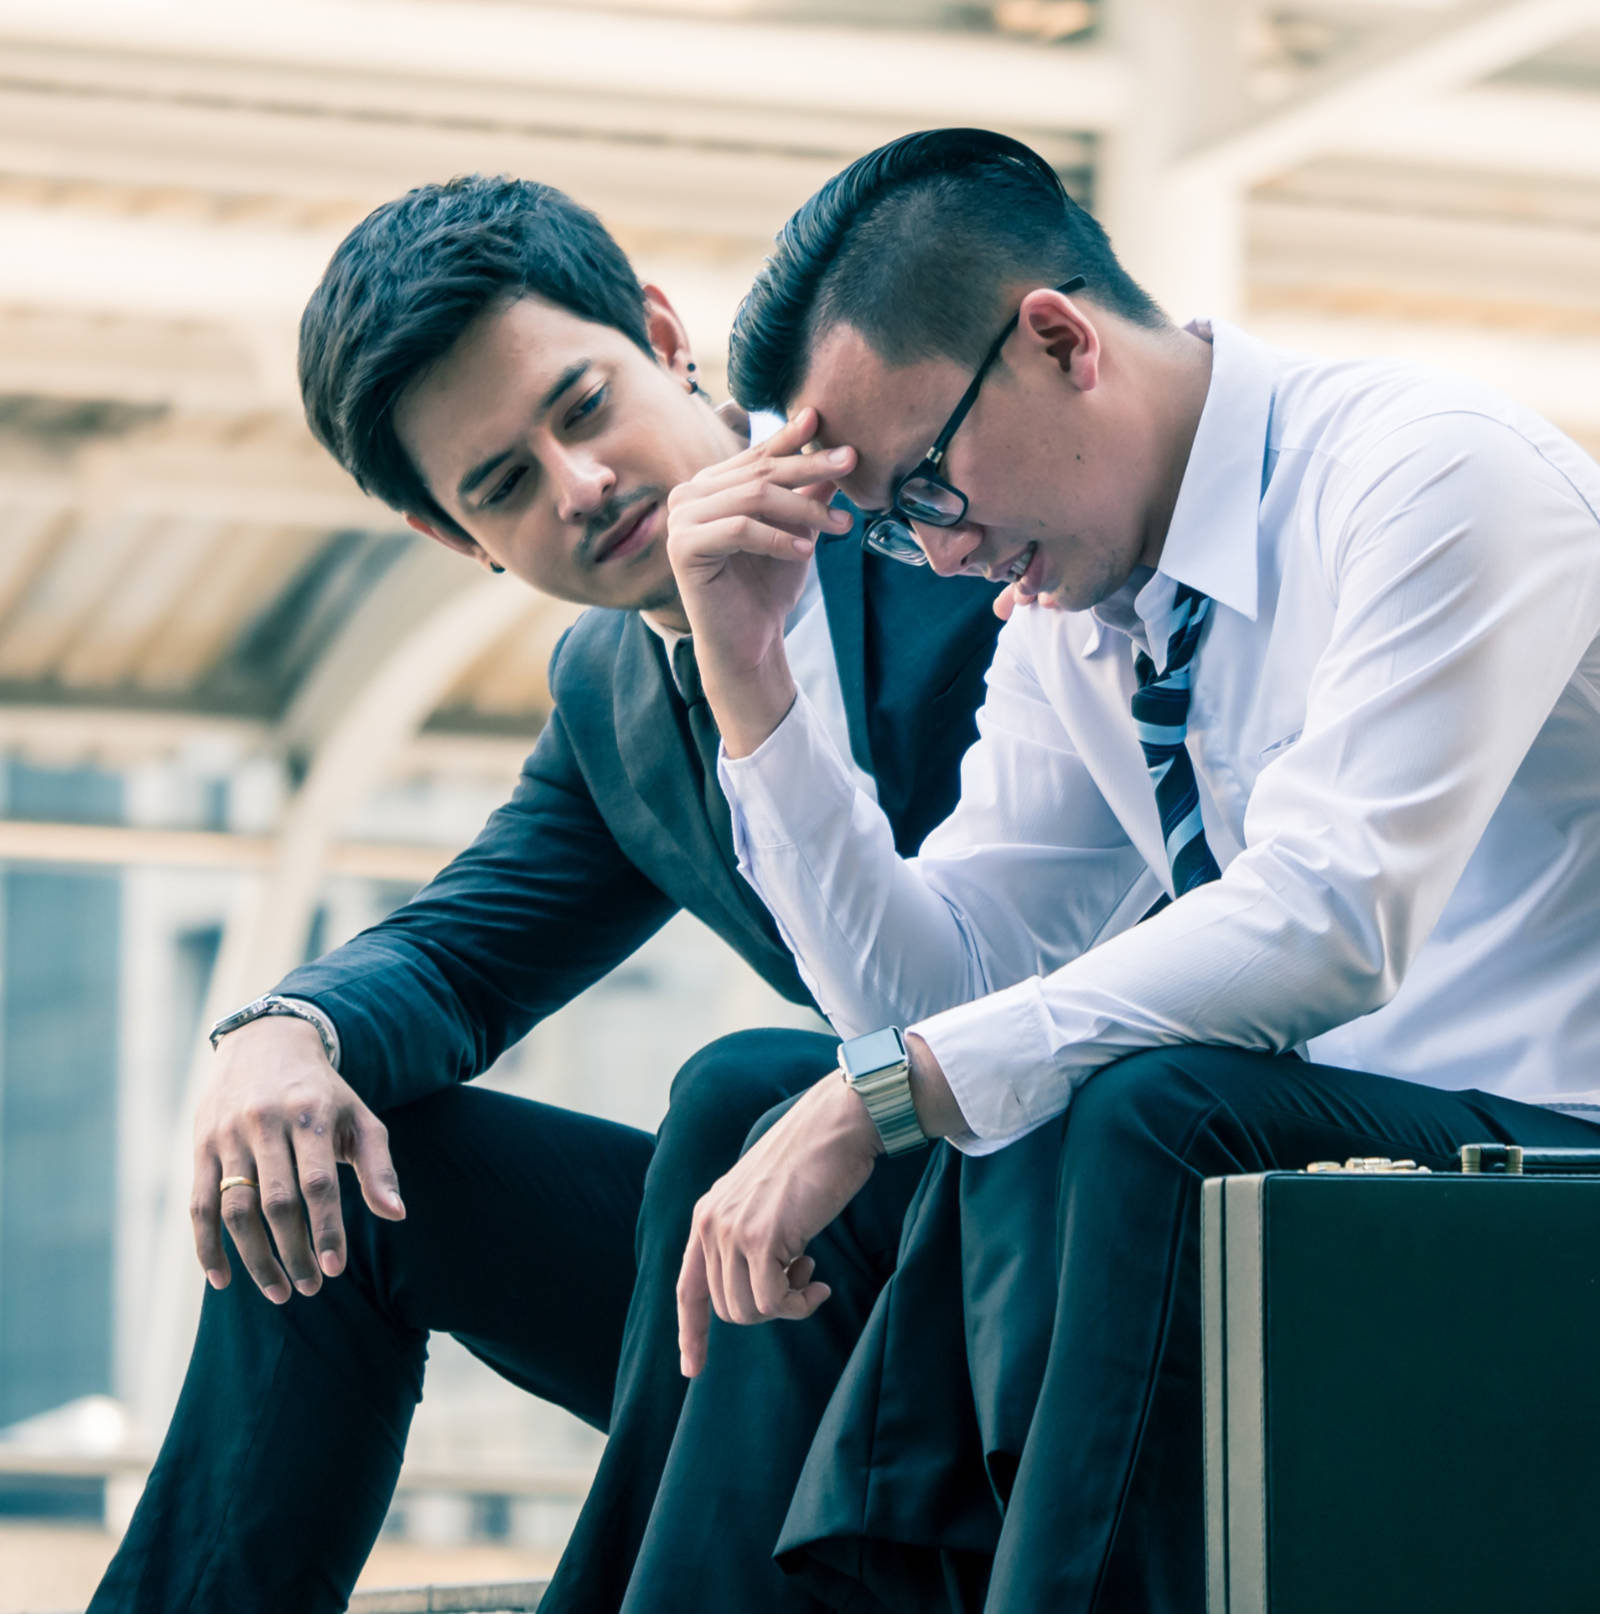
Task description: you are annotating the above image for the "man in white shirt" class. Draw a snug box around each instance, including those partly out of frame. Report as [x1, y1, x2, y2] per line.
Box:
[658, 128, 1600, 1610]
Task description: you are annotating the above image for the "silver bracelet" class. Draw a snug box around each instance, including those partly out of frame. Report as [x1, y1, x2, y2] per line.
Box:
[208, 994, 342, 1070]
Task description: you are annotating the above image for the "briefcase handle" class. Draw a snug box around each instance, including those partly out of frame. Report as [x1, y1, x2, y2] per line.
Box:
[1460, 1143, 1600, 1175]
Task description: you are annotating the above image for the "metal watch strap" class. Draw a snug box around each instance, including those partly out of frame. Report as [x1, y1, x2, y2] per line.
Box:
[209, 995, 342, 1070]
[853, 1073, 927, 1156]
[840, 1042, 928, 1157]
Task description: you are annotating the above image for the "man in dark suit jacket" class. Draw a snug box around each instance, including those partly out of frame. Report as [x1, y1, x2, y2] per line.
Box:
[88, 178, 1001, 1613]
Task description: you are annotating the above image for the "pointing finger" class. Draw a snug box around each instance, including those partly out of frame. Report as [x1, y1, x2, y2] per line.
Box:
[677, 1235, 712, 1378]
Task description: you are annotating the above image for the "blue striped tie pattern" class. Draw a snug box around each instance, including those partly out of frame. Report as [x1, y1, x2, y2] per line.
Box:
[1132, 584, 1222, 896]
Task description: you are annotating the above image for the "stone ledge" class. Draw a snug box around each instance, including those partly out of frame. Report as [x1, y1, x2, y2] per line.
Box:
[347, 1582, 549, 1614]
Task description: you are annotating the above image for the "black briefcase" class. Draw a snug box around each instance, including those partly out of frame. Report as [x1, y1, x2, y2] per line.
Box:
[1202, 1147, 1600, 1614]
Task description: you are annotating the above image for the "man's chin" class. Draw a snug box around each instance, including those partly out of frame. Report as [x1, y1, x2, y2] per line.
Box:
[1016, 568, 1079, 613]
[584, 545, 680, 616]
[632, 574, 684, 617]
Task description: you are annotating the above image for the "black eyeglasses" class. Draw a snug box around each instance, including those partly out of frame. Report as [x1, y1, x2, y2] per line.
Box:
[859, 275, 1087, 566]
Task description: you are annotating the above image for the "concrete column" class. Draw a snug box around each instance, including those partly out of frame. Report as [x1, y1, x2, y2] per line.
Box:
[1095, 0, 1252, 322]
[131, 547, 541, 1449]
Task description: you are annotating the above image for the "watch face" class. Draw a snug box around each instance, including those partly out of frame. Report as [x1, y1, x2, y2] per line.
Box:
[841, 1027, 907, 1081]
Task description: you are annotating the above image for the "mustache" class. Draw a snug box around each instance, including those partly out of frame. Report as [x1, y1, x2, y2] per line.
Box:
[577, 487, 664, 565]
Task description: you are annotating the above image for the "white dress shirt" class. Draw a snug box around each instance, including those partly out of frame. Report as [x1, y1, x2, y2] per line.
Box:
[721, 320, 1600, 1153]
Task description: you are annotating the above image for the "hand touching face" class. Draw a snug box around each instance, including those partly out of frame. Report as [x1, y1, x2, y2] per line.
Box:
[664, 407, 855, 757]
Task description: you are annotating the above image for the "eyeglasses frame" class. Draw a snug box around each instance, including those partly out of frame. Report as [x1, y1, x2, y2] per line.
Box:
[858, 275, 1088, 566]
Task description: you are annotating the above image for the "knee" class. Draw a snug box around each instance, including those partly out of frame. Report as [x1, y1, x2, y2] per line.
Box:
[650, 1028, 835, 1208]
[1068, 1044, 1297, 1171]
[1067, 1045, 1237, 1155]
[667, 1027, 789, 1115]
[662, 1028, 833, 1148]
[337, 1086, 484, 1277]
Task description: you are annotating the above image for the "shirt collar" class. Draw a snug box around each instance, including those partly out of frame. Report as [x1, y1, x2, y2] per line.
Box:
[1151, 317, 1277, 624]
[1075, 319, 1276, 657]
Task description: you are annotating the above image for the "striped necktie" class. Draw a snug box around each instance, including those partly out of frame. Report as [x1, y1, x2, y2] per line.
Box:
[1132, 583, 1222, 896]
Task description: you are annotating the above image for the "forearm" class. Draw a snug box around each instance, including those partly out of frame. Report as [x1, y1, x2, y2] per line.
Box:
[277, 720, 678, 1113]
[721, 665, 1159, 1038]
[278, 877, 676, 1113]
[721, 692, 994, 1035]
[275, 938, 519, 1112]
[910, 847, 1392, 1153]
[905, 1031, 968, 1139]
[700, 643, 799, 760]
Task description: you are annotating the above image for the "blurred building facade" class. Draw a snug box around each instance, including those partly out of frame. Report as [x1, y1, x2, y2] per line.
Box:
[0, 0, 1598, 1565]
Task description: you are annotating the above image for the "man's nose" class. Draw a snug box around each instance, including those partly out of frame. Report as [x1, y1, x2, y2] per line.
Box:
[550, 443, 614, 523]
[916, 521, 982, 578]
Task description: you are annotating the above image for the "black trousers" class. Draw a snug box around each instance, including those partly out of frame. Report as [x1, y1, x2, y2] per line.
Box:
[764, 1048, 1600, 1614]
[87, 1027, 921, 1614]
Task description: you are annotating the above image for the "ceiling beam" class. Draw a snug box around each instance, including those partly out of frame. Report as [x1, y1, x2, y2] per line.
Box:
[1, 441, 401, 530]
[1180, 0, 1598, 187]
[1246, 192, 1600, 321]
[0, 1, 1128, 134]
[1248, 309, 1600, 439]
[1326, 84, 1600, 182]
[0, 305, 271, 413]
[0, 41, 1096, 187]
[0, 202, 338, 326]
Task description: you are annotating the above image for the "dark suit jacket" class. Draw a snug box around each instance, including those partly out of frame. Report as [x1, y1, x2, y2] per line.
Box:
[278, 540, 1002, 1115]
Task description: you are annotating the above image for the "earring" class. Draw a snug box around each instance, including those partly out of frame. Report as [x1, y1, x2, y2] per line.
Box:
[686, 360, 707, 399]
[490, 563, 505, 574]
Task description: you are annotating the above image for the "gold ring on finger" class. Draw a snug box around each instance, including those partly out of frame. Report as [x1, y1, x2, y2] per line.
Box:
[219, 1175, 258, 1194]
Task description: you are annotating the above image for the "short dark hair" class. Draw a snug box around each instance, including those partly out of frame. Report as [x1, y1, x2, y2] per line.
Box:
[299, 175, 651, 532]
[728, 128, 1166, 414]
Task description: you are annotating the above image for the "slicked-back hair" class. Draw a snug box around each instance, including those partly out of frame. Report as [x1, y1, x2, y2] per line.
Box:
[299, 175, 652, 534]
[728, 128, 1166, 414]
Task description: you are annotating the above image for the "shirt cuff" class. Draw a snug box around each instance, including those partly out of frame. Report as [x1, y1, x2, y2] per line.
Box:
[717, 688, 860, 855]
[911, 976, 1064, 1156]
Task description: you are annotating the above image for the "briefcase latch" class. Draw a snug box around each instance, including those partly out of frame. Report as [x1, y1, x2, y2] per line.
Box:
[1304, 1157, 1432, 1174]
[1460, 1143, 1521, 1174]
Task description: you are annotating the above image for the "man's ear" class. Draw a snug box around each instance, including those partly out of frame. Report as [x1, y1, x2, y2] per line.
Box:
[1017, 287, 1101, 393]
[640, 283, 695, 389]
[404, 512, 500, 571]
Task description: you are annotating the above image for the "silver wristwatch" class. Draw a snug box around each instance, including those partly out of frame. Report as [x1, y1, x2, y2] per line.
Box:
[209, 994, 342, 1070]
[838, 1027, 927, 1156]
